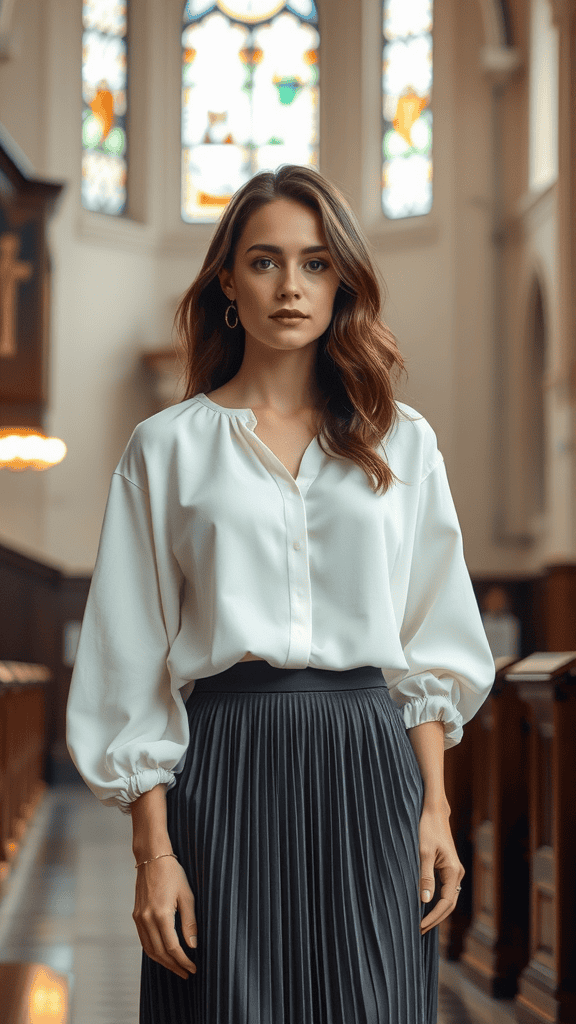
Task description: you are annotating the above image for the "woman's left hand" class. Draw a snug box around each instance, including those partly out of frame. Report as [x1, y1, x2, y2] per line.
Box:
[417, 804, 465, 935]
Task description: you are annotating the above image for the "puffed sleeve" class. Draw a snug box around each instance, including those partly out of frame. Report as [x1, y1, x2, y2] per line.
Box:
[386, 453, 496, 749]
[66, 468, 190, 814]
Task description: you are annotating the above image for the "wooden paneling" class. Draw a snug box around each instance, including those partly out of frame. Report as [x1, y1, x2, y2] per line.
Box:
[460, 656, 530, 997]
[541, 565, 576, 650]
[0, 542, 90, 783]
[0, 122, 64, 430]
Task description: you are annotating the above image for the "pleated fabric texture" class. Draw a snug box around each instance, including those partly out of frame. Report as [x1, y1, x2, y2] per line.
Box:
[139, 663, 439, 1024]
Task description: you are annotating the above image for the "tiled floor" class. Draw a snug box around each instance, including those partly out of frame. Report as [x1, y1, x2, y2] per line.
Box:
[0, 785, 141, 1023]
[0, 784, 522, 1024]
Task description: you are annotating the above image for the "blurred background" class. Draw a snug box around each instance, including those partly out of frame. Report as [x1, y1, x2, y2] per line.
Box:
[0, 0, 575, 1022]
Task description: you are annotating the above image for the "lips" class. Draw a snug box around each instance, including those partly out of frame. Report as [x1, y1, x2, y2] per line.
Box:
[270, 311, 308, 319]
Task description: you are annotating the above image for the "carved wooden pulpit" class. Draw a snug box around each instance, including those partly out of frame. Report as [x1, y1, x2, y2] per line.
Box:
[0, 124, 64, 430]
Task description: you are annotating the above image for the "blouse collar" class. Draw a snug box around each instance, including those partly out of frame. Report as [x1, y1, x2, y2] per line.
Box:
[195, 393, 257, 425]
[194, 392, 323, 496]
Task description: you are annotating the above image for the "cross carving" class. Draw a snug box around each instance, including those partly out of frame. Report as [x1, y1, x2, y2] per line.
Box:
[0, 232, 33, 359]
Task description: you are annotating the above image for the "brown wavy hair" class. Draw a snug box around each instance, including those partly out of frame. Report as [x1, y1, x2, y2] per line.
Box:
[173, 164, 412, 495]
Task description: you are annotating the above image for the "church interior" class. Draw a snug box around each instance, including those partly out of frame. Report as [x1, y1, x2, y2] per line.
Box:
[1, 0, 576, 1021]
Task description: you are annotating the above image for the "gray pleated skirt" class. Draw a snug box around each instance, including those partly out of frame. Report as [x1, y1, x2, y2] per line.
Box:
[139, 662, 439, 1024]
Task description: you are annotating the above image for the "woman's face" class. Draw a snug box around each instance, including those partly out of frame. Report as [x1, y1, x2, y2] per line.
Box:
[218, 198, 341, 354]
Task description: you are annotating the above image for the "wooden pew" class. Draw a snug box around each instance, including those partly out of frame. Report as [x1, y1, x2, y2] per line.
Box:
[440, 654, 523, 964]
[0, 661, 51, 897]
[505, 652, 576, 1024]
[459, 654, 530, 996]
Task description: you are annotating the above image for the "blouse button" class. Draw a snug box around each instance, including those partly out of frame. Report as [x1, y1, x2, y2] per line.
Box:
[293, 540, 301, 550]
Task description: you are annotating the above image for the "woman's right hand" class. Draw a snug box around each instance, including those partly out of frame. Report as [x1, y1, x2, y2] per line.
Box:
[132, 857, 198, 980]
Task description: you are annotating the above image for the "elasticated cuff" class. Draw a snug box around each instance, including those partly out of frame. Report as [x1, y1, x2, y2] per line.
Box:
[402, 696, 464, 750]
[115, 767, 177, 814]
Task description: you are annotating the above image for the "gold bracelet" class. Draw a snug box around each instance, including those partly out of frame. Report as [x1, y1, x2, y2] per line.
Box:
[135, 852, 179, 869]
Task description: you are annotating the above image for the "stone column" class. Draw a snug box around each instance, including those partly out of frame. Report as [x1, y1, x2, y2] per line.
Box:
[549, 1, 576, 558]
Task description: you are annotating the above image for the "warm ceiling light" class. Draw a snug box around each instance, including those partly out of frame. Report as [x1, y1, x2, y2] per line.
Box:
[0, 427, 67, 471]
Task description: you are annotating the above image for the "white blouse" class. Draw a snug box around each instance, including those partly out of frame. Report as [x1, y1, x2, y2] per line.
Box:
[66, 393, 495, 813]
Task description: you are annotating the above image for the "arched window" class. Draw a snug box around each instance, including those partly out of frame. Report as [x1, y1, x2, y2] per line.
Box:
[382, 0, 433, 219]
[81, 0, 129, 216]
[181, 0, 319, 223]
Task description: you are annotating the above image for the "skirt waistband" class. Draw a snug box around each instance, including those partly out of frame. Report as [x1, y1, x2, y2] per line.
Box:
[192, 662, 386, 693]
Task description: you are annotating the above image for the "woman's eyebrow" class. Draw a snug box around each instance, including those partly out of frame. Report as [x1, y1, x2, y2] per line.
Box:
[245, 244, 329, 255]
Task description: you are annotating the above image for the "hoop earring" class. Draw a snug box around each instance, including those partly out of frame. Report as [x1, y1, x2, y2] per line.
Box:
[225, 301, 239, 329]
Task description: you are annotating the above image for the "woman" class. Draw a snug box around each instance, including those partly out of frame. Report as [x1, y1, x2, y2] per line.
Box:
[66, 164, 495, 1024]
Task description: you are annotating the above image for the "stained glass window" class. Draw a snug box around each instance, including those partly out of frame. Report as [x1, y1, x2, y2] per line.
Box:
[181, 0, 319, 223]
[382, 0, 433, 219]
[82, 1, 128, 216]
